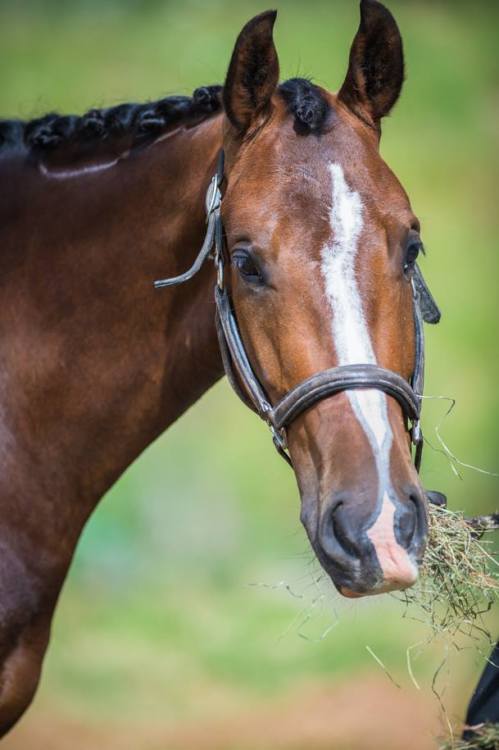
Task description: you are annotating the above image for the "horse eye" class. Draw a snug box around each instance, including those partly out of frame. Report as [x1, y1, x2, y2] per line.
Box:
[404, 240, 422, 275]
[232, 249, 264, 284]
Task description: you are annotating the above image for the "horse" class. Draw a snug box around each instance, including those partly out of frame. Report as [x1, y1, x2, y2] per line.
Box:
[0, 0, 441, 735]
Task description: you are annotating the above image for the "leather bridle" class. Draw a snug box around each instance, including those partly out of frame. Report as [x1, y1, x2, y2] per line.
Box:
[155, 150, 441, 470]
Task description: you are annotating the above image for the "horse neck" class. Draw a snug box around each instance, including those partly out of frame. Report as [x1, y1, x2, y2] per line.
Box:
[0, 115, 224, 559]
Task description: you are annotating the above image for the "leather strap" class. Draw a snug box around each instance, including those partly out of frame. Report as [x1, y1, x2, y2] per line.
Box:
[155, 150, 225, 289]
[413, 263, 441, 325]
[411, 275, 426, 399]
[215, 286, 272, 419]
[154, 208, 218, 289]
[272, 364, 420, 431]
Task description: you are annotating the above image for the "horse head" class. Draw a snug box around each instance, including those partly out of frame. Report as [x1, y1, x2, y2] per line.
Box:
[219, 1, 432, 597]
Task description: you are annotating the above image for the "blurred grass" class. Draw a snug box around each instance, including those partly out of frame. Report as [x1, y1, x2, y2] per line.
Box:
[0, 0, 498, 743]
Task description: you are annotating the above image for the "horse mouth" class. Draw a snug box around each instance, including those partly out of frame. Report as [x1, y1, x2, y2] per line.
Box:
[339, 575, 418, 599]
[309, 537, 423, 599]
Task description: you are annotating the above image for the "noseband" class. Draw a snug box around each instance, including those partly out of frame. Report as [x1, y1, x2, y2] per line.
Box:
[155, 151, 441, 470]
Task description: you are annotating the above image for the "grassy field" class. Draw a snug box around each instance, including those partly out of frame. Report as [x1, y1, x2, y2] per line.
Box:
[0, 1, 498, 748]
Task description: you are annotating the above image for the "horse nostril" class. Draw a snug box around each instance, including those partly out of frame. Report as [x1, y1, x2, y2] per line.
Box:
[331, 503, 357, 557]
[318, 501, 361, 564]
[397, 501, 417, 548]
[396, 490, 427, 551]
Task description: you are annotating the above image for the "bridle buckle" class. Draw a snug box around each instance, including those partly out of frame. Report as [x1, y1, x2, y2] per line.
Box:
[205, 175, 221, 217]
[411, 420, 424, 472]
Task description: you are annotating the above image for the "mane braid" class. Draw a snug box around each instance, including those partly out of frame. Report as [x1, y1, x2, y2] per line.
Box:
[0, 78, 329, 155]
[278, 78, 330, 134]
[0, 85, 223, 155]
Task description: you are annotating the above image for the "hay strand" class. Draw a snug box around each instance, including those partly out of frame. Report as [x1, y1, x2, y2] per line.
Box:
[396, 505, 498, 640]
[439, 723, 499, 749]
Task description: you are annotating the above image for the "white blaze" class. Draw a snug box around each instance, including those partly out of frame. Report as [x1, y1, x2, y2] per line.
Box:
[321, 163, 391, 461]
[320, 163, 416, 587]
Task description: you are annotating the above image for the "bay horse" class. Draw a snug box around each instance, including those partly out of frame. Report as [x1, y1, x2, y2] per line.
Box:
[0, 0, 441, 734]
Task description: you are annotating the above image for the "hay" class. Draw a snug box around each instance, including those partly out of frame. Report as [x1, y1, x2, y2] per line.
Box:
[439, 723, 499, 749]
[397, 505, 498, 640]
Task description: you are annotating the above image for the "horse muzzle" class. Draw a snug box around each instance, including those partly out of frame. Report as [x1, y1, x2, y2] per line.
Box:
[304, 486, 428, 597]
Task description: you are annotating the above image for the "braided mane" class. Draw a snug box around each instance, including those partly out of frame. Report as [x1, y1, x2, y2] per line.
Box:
[279, 78, 330, 134]
[0, 85, 223, 155]
[0, 78, 329, 157]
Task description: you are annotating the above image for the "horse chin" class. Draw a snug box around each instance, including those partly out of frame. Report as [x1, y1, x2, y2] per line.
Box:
[339, 587, 368, 599]
[336, 569, 420, 599]
[339, 578, 418, 599]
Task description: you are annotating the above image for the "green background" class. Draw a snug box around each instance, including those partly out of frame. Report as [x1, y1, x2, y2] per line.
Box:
[0, 1, 497, 748]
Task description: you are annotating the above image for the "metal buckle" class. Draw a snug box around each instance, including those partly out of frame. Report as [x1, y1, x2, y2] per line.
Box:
[214, 211, 225, 290]
[270, 425, 292, 466]
[205, 175, 221, 217]
[216, 251, 224, 289]
[261, 403, 288, 453]
[271, 425, 287, 452]
[411, 420, 423, 472]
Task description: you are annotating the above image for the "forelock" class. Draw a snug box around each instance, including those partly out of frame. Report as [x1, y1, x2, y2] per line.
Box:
[278, 78, 331, 135]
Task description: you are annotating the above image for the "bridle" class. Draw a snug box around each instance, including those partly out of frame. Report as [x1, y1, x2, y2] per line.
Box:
[155, 151, 441, 468]
[154, 151, 499, 534]
[155, 150, 441, 470]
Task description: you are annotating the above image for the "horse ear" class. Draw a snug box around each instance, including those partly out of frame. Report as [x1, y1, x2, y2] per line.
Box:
[223, 10, 279, 135]
[338, 0, 404, 128]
